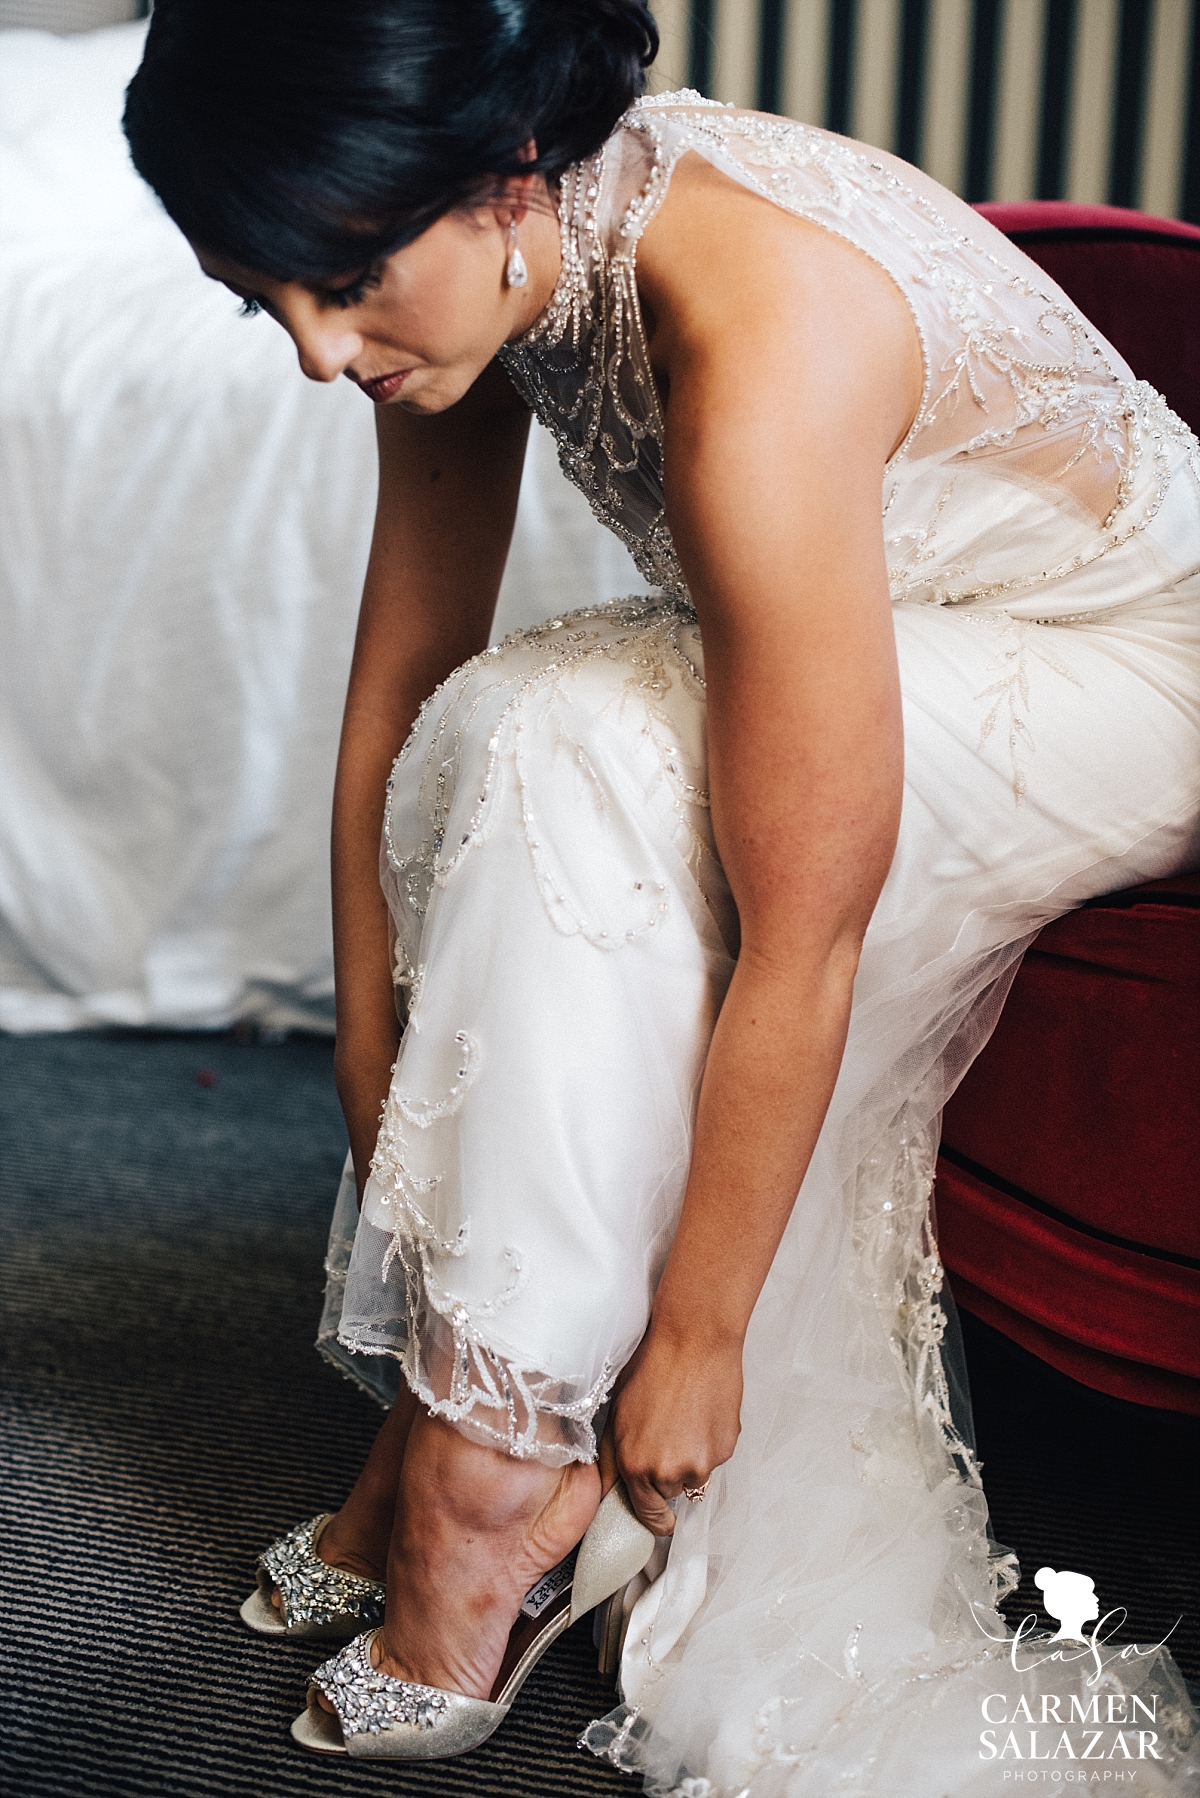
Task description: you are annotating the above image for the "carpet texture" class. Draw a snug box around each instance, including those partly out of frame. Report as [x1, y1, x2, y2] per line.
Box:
[1, 1030, 1195, 1796]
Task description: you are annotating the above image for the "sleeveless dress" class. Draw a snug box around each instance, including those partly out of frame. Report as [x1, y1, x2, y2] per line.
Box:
[323, 97, 1200, 1794]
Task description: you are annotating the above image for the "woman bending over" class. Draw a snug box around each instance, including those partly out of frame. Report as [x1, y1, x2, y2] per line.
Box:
[125, 1, 1200, 1789]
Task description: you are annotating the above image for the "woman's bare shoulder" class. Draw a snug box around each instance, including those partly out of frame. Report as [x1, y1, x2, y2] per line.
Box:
[634, 149, 921, 450]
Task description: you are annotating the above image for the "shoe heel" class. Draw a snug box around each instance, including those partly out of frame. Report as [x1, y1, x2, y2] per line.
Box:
[596, 1581, 631, 1680]
[569, 1482, 656, 1626]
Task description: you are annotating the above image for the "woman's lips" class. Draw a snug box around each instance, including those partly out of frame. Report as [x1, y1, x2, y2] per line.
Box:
[357, 369, 411, 403]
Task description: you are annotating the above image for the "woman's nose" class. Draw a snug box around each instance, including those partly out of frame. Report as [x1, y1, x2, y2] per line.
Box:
[291, 316, 363, 384]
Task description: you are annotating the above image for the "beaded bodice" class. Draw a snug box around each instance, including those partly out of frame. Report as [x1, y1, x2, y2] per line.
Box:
[498, 119, 678, 592]
[499, 94, 1200, 619]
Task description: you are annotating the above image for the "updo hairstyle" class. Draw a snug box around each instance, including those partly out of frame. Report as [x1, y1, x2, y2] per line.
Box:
[123, 0, 658, 280]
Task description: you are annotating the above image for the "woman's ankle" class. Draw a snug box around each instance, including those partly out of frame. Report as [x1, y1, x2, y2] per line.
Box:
[317, 1503, 390, 1582]
[315, 1383, 419, 1580]
[373, 1413, 601, 1696]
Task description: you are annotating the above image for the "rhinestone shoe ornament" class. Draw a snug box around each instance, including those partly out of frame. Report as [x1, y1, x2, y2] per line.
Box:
[291, 1485, 657, 1760]
[312, 1633, 449, 1738]
[242, 1515, 385, 1640]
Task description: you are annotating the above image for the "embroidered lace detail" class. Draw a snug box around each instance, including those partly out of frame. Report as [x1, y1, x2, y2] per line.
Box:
[342, 598, 727, 1464]
[916, 383, 1195, 611]
[587, 1633, 1198, 1793]
[356, 1072, 618, 1459]
[500, 151, 682, 594]
[499, 96, 1200, 781]
[581, 1703, 651, 1770]
[311, 1633, 448, 1737]
[259, 1517, 385, 1632]
[969, 611, 1084, 802]
[353, 1026, 607, 1462]
[850, 1105, 984, 1495]
[384, 598, 717, 948]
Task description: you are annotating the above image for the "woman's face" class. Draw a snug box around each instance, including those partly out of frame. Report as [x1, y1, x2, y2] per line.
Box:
[194, 193, 558, 414]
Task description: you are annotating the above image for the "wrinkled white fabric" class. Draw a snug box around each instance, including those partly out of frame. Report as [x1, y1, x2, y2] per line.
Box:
[0, 22, 639, 1032]
[328, 95, 1200, 1792]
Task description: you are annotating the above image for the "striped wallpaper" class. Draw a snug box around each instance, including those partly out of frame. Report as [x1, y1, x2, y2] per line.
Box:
[7, 0, 1194, 222]
[648, 0, 1200, 220]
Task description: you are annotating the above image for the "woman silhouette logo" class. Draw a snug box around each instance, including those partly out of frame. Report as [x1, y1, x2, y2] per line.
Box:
[1035, 1567, 1101, 1641]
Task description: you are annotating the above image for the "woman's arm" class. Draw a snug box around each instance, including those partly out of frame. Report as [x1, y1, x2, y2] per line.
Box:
[604, 159, 923, 1530]
[333, 363, 531, 1195]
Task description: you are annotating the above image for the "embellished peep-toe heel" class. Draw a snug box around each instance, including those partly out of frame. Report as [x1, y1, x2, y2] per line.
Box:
[290, 1482, 656, 1759]
[240, 1515, 386, 1641]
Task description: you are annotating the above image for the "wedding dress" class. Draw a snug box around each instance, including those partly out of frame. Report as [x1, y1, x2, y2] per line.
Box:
[322, 96, 1200, 1794]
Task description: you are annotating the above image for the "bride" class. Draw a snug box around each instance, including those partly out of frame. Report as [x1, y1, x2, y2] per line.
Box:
[124, 0, 1200, 1789]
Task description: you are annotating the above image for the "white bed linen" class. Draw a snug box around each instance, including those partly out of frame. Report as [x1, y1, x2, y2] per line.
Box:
[0, 21, 638, 1032]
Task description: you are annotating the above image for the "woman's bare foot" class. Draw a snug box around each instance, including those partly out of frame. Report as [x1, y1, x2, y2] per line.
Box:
[319, 1407, 602, 1704]
[269, 1382, 418, 1616]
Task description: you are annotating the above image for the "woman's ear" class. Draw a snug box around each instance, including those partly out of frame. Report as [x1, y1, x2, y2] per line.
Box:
[499, 139, 539, 226]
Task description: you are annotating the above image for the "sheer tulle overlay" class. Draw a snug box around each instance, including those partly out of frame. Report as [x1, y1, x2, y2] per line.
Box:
[338, 602, 734, 1462]
[323, 96, 1200, 1795]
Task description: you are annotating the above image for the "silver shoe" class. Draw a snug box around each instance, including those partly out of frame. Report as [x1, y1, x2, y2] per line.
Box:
[290, 1482, 656, 1759]
[240, 1514, 386, 1641]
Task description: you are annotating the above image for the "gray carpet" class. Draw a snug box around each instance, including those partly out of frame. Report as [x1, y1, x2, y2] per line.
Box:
[1, 1030, 1195, 1796]
[961, 1310, 1199, 1684]
[0, 1030, 628, 1797]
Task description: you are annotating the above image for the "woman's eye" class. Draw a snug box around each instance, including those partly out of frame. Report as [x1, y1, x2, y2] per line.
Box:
[324, 265, 384, 310]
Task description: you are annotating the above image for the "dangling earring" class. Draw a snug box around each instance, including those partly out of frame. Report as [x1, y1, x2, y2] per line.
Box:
[505, 220, 528, 289]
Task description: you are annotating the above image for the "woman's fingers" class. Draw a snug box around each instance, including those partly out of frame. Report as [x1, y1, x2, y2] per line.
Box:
[605, 1321, 741, 1533]
[620, 1458, 713, 1533]
[597, 1425, 620, 1499]
[623, 1472, 678, 1536]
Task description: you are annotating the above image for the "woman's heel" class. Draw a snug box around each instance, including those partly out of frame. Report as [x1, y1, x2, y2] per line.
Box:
[293, 1482, 657, 1758]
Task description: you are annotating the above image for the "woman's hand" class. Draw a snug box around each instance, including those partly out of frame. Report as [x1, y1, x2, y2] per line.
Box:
[601, 1320, 743, 1535]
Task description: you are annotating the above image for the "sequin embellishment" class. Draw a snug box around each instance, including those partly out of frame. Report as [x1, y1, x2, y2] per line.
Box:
[311, 1633, 448, 1738]
[259, 1517, 385, 1631]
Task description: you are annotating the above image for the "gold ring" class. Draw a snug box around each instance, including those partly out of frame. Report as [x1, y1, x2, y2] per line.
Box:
[682, 1480, 710, 1503]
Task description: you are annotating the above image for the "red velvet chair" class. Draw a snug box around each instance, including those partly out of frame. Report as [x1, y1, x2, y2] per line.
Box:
[935, 204, 1200, 1416]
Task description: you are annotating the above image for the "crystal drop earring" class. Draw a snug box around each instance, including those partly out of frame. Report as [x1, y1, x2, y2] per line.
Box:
[505, 221, 528, 289]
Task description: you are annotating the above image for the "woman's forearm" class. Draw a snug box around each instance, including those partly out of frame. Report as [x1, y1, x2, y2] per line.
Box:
[605, 936, 868, 1526]
[330, 376, 532, 1193]
[331, 657, 469, 1064]
[650, 939, 862, 1348]
[330, 710, 409, 1190]
[331, 651, 493, 1191]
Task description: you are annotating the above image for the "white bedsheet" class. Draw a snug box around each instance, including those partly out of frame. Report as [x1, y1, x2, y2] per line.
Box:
[0, 22, 639, 1032]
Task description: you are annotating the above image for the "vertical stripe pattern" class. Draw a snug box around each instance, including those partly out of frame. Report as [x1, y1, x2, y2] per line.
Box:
[993, 0, 1047, 202]
[1109, 0, 1154, 205]
[826, 0, 858, 132]
[1187, 0, 1200, 221]
[1036, 0, 1077, 197]
[666, 0, 1199, 218]
[966, 0, 1003, 199]
[895, 0, 932, 162]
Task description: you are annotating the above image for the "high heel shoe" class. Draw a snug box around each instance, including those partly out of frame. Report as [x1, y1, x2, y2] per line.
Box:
[240, 1515, 386, 1641]
[290, 1481, 656, 1759]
